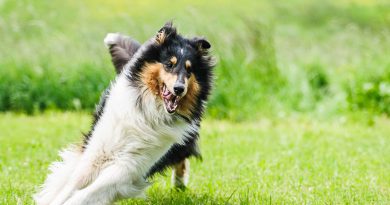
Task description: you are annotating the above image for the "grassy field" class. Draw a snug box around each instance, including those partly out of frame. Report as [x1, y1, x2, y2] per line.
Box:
[1, 112, 389, 204]
[1, 0, 390, 204]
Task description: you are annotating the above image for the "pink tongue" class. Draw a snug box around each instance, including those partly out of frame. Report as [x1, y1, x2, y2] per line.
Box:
[163, 86, 171, 97]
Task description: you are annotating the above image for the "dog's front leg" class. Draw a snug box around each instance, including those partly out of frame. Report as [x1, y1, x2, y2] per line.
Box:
[49, 158, 96, 205]
[171, 158, 190, 189]
[63, 163, 145, 205]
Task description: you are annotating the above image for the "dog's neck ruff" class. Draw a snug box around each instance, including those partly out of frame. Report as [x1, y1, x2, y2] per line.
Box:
[84, 73, 195, 171]
[93, 74, 187, 135]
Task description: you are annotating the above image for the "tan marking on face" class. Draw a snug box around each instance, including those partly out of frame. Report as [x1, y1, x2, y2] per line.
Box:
[140, 62, 181, 96]
[185, 60, 191, 70]
[177, 74, 200, 117]
[159, 68, 178, 93]
[170, 56, 177, 65]
[141, 63, 162, 95]
[141, 63, 199, 116]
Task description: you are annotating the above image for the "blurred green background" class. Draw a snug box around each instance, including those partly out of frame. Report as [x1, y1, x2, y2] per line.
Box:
[1, 1, 390, 204]
[1, 0, 390, 119]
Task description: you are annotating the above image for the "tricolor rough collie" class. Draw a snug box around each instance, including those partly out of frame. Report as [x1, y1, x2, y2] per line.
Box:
[34, 22, 215, 205]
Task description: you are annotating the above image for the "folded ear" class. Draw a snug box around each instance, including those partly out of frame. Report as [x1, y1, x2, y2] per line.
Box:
[192, 37, 211, 50]
[155, 21, 177, 44]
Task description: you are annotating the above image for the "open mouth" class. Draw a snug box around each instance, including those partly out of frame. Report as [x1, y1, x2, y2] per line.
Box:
[161, 84, 180, 113]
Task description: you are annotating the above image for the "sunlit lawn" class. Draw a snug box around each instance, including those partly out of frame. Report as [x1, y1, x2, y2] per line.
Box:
[1, 0, 390, 204]
[1, 112, 389, 204]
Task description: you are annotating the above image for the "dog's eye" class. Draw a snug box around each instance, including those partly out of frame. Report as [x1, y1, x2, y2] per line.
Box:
[166, 62, 174, 69]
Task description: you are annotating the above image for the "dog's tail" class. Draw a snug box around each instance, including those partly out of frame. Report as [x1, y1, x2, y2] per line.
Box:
[104, 33, 141, 74]
[33, 147, 82, 205]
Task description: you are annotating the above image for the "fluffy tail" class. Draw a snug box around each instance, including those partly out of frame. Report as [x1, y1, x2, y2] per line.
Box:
[34, 148, 82, 205]
[104, 33, 141, 74]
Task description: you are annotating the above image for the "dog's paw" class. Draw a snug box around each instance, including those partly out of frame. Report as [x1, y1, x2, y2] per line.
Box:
[104, 33, 121, 48]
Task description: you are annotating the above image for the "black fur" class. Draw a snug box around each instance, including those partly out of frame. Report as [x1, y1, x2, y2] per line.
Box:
[146, 121, 202, 177]
[102, 22, 215, 177]
[82, 88, 110, 150]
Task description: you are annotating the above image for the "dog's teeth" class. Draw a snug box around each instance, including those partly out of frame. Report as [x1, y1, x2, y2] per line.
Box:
[162, 85, 179, 113]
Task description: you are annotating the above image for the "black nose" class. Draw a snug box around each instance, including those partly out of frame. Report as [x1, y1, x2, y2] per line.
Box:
[173, 83, 185, 95]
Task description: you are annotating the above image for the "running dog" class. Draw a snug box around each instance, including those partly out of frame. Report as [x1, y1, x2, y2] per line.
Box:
[34, 22, 215, 205]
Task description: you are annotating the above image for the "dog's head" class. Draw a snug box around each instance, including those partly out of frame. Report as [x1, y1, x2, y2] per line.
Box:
[132, 22, 214, 117]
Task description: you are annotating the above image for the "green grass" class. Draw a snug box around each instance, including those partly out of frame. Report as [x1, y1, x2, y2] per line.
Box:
[2, 1, 390, 204]
[1, 0, 390, 118]
[1, 112, 389, 204]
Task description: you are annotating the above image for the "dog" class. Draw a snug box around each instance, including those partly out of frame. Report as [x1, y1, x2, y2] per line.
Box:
[34, 22, 215, 205]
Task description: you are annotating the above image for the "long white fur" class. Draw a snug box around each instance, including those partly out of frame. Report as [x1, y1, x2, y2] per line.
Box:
[34, 68, 196, 204]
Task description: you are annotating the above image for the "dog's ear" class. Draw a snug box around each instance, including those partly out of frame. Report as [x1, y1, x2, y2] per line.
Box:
[104, 33, 141, 74]
[191, 37, 211, 50]
[155, 21, 177, 44]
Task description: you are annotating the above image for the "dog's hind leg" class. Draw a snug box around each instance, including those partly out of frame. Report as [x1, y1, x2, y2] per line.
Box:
[171, 158, 190, 189]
